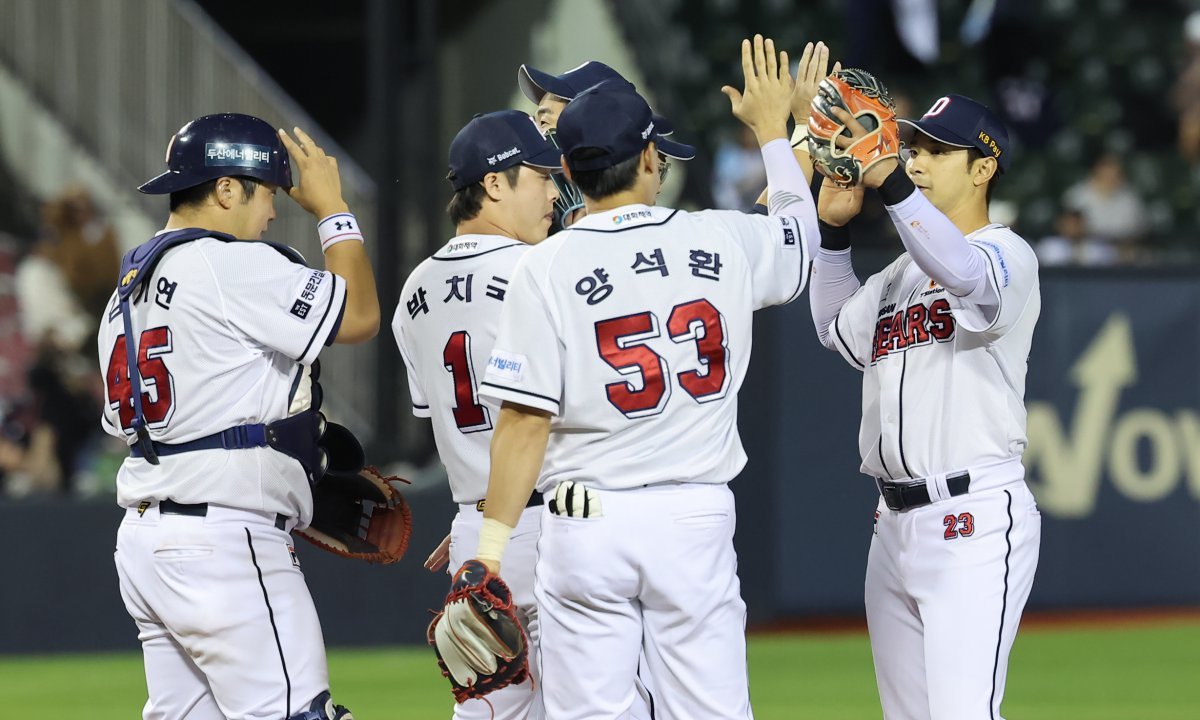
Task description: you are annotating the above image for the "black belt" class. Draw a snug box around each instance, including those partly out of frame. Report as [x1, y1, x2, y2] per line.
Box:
[474, 491, 543, 513]
[158, 499, 289, 531]
[876, 471, 971, 511]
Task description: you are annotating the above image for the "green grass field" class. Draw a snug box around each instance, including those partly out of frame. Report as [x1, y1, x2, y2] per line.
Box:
[3, 621, 1197, 718]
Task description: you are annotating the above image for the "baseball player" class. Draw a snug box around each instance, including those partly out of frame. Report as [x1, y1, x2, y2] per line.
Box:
[517, 60, 678, 231]
[449, 37, 820, 719]
[100, 113, 379, 720]
[808, 93, 1042, 719]
[394, 109, 560, 719]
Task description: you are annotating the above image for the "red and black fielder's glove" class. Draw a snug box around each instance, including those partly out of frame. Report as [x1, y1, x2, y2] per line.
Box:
[428, 560, 530, 703]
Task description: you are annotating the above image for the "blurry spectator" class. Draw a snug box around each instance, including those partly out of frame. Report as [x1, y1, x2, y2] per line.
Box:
[1036, 208, 1118, 267]
[1062, 154, 1147, 258]
[40, 185, 120, 321]
[1173, 12, 1200, 165]
[712, 125, 766, 210]
[8, 185, 118, 495]
[0, 402, 61, 497]
[14, 238, 93, 354]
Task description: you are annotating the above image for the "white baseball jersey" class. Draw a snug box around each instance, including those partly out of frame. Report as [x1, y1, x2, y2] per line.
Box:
[392, 234, 529, 504]
[98, 235, 346, 523]
[479, 203, 810, 492]
[828, 223, 1040, 480]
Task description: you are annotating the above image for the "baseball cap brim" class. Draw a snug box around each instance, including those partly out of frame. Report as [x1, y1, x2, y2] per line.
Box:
[519, 63, 677, 137]
[523, 144, 565, 171]
[518, 65, 566, 103]
[138, 171, 192, 194]
[897, 118, 975, 149]
[654, 135, 695, 161]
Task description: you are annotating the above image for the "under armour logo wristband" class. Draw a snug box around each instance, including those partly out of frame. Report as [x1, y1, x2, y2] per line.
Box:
[317, 212, 364, 252]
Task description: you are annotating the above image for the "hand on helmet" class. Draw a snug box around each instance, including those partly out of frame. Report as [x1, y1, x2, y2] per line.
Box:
[278, 127, 349, 218]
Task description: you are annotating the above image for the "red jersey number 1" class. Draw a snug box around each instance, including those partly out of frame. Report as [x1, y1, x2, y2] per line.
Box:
[443, 330, 493, 433]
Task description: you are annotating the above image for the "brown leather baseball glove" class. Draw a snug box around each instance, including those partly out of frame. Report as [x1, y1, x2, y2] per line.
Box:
[295, 464, 412, 564]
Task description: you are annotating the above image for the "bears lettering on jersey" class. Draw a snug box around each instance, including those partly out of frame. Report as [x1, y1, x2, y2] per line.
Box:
[871, 297, 955, 363]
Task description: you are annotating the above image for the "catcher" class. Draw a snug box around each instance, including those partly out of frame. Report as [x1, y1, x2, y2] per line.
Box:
[103, 113, 408, 720]
[805, 70, 1043, 718]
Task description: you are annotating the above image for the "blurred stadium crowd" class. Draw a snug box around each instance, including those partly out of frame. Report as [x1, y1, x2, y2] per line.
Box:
[4, 0, 1200, 498]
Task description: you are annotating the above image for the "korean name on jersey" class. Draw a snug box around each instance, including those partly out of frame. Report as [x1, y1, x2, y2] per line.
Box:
[478, 204, 810, 493]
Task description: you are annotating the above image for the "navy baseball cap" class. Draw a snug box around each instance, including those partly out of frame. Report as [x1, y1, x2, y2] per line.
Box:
[556, 81, 695, 172]
[447, 110, 563, 191]
[899, 94, 1011, 173]
[518, 61, 676, 135]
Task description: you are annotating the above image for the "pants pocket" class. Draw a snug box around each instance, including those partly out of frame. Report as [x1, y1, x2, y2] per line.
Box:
[153, 545, 214, 560]
[673, 511, 729, 527]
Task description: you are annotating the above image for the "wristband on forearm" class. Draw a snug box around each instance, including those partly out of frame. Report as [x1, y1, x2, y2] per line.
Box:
[819, 219, 852, 251]
[877, 165, 917, 206]
[317, 212, 364, 252]
[475, 517, 513, 564]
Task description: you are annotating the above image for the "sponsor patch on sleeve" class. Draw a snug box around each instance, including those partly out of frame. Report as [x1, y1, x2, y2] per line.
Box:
[290, 270, 326, 316]
[777, 216, 798, 248]
[487, 350, 527, 383]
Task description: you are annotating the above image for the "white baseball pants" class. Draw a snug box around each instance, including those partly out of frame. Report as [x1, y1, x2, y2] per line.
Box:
[114, 504, 330, 720]
[447, 502, 544, 720]
[535, 481, 752, 720]
[866, 472, 1041, 720]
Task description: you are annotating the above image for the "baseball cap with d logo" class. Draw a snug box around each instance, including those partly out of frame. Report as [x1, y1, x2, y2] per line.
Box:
[898, 94, 1011, 173]
[555, 81, 695, 172]
[447, 110, 563, 191]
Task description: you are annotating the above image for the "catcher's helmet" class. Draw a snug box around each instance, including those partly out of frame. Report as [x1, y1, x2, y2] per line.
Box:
[138, 113, 292, 194]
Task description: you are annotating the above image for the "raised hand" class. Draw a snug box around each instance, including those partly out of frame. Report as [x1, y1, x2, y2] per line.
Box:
[792, 41, 840, 125]
[721, 34, 795, 144]
[277, 127, 349, 218]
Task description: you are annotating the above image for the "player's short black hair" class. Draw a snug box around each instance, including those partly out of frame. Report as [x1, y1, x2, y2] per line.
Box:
[567, 149, 641, 200]
[967, 148, 999, 205]
[169, 177, 261, 213]
[446, 166, 523, 226]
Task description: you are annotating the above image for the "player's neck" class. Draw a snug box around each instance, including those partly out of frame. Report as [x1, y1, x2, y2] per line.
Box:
[585, 189, 656, 214]
[940, 196, 992, 236]
[456, 216, 521, 242]
[947, 206, 993, 236]
[164, 210, 243, 239]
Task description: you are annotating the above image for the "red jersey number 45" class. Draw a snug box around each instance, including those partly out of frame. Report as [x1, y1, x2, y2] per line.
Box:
[106, 327, 176, 432]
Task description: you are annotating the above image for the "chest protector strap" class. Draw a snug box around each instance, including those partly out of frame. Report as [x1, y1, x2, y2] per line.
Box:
[116, 230, 318, 475]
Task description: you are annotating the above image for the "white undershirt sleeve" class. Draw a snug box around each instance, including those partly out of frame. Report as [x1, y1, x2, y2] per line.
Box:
[884, 187, 991, 298]
[760, 138, 822, 259]
[810, 248, 861, 350]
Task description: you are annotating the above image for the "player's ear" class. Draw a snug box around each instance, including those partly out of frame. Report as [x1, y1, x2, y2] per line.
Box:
[971, 155, 998, 188]
[560, 157, 574, 184]
[214, 176, 237, 210]
[481, 171, 505, 201]
[642, 144, 658, 177]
